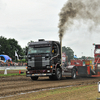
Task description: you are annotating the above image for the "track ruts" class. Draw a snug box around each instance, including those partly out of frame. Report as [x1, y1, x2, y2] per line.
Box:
[0, 76, 100, 97]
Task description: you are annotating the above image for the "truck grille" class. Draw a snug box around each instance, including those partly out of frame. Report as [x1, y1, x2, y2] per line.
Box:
[35, 57, 42, 69]
[28, 55, 50, 70]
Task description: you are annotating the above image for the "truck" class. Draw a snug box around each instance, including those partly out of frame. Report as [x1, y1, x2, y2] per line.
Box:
[70, 44, 100, 78]
[26, 39, 100, 80]
[26, 39, 76, 80]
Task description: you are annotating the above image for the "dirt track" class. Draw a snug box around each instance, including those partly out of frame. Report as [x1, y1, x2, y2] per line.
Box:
[0, 75, 100, 98]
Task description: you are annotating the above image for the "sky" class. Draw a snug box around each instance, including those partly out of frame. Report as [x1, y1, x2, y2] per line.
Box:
[0, 0, 100, 57]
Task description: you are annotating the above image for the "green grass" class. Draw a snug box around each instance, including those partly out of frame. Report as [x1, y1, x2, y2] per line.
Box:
[0, 73, 26, 77]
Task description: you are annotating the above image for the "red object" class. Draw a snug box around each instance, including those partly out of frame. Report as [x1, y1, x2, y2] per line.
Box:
[76, 71, 78, 75]
[71, 60, 83, 66]
[94, 44, 100, 70]
[87, 66, 90, 75]
[98, 72, 100, 75]
[91, 75, 100, 77]
[19, 70, 21, 74]
[62, 52, 66, 62]
[83, 60, 90, 65]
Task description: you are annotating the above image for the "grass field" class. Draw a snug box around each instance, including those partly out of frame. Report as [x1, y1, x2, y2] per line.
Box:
[0, 70, 26, 77]
[0, 73, 25, 76]
[1, 84, 100, 100]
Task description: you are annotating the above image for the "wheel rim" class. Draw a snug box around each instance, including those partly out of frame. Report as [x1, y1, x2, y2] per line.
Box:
[73, 73, 76, 78]
[73, 70, 76, 78]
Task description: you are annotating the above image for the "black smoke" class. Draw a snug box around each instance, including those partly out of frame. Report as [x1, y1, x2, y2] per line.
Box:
[58, 0, 100, 38]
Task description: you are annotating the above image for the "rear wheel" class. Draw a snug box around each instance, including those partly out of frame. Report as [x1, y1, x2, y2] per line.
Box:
[31, 76, 38, 80]
[71, 69, 76, 79]
[55, 68, 62, 80]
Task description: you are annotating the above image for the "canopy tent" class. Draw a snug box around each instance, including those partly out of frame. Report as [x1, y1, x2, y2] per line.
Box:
[0, 55, 11, 62]
[74, 55, 78, 59]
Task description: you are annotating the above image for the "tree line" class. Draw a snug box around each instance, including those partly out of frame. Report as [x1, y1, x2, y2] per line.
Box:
[62, 46, 74, 62]
[0, 36, 24, 60]
[0, 36, 75, 61]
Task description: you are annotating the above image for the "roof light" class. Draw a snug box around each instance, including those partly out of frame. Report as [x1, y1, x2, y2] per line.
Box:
[38, 39, 45, 41]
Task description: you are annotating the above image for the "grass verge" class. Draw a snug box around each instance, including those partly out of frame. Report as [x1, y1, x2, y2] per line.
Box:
[0, 73, 26, 77]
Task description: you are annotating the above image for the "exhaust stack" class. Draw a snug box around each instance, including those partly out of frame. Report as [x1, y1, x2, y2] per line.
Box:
[60, 34, 62, 65]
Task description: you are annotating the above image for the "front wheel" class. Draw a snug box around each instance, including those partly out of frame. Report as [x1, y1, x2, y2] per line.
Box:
[71, 69, 76, 79]
[31, 76, 38, 80]
[55, 68, 62, 80]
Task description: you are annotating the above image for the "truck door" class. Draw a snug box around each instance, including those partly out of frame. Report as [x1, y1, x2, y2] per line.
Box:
[52, 43, 59, 64]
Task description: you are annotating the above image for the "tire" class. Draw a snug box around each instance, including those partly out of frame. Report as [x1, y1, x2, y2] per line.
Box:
[31, 76, 38, 80]
[55, 68, 62, 80]
[71, 69, 76, 79]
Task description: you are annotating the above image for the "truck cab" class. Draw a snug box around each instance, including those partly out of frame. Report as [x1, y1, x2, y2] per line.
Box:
[26, 39, 62, 80]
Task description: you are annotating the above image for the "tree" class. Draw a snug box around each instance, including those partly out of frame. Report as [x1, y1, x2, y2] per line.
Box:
[62, 46, 74, 62]
[0, 36, 24, 61]
[79, 56, 94, 60]
[8, 38, 24, 60]
[27, 40, 34, 46]
[0, 36, 9, 55]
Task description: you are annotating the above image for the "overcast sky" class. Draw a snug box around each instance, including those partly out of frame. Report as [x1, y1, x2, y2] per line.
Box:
[0, 0, 100, 57]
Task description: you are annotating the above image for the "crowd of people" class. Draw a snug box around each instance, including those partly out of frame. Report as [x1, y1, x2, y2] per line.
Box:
[0, 60, 27, 66]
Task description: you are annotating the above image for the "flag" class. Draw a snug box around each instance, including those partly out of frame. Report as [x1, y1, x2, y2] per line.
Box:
[15, 51, 18, 56]
[15, 51, 19, 60]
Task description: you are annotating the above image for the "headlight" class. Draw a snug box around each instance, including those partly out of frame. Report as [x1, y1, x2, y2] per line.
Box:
[28, 66, 31, 69]
[46, 66, 53, 68]
[47, 66, 50, 68]
[47, 70, 50, 72]
[27, 71, 30, 73]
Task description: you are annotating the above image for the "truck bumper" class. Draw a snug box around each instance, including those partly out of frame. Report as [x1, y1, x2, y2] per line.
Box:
[26, 73, 53, 77]
[26, 69, 54, 77]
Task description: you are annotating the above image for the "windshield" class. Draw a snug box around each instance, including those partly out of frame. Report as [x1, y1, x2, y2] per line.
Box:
[95, 49, 100, 54]
[28, 46, 51, 54]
